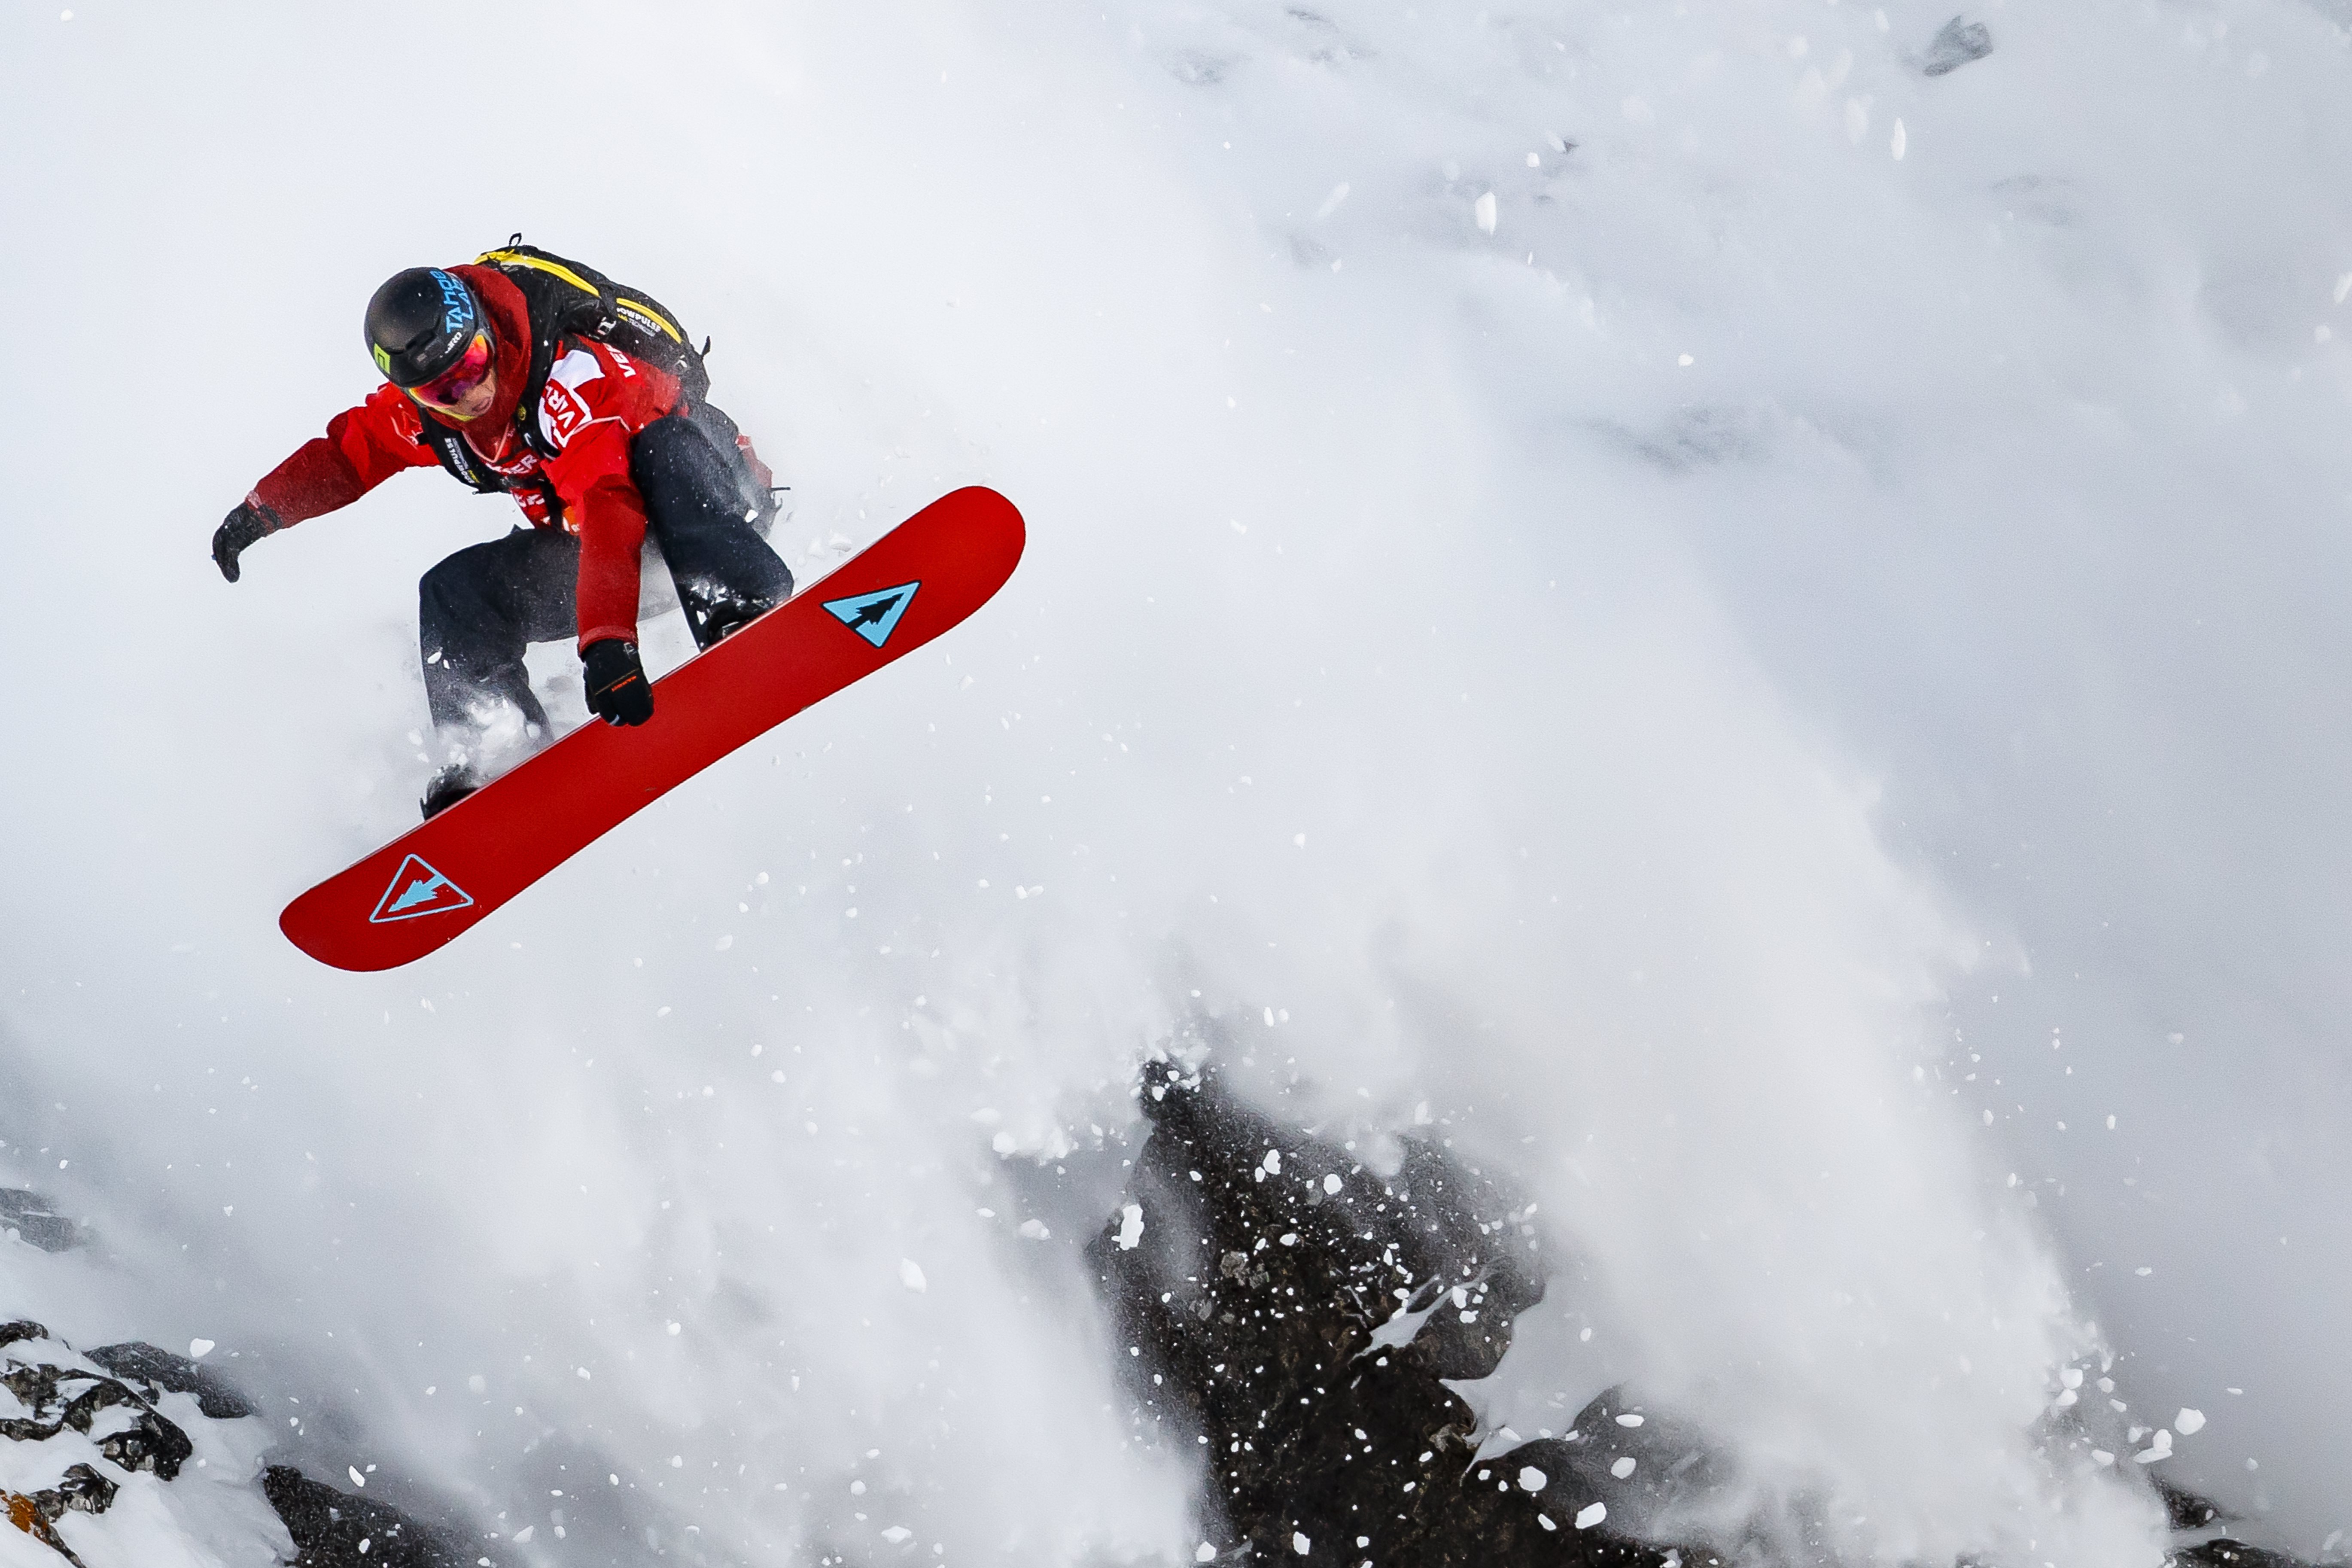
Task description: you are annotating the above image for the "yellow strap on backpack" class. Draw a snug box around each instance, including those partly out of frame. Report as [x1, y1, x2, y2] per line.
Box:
[474, 248, 685, 345]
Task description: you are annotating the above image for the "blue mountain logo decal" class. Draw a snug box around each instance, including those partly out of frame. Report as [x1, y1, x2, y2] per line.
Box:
[822, 582, 920, 649]
[369, 854, 475, 923]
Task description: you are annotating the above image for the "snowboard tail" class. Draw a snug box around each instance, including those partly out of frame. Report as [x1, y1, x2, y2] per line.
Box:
[280, 486, 1025, 971]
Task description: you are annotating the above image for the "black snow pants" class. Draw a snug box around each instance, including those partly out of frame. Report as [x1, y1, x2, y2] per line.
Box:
[417, 412, 794, 736]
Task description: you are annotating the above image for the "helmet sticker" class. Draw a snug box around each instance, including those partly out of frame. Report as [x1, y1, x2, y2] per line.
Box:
[428, 269, 474, 334]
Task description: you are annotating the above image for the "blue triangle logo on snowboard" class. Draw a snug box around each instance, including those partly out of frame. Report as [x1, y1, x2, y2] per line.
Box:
[369, 854, 475, 923]
[822, 582, 920, 649]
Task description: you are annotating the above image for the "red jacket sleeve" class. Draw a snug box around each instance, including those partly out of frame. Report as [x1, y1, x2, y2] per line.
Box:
[550, 420, 650, 649]
[251, 384, 440, 525]
[535, 343, 681, 649]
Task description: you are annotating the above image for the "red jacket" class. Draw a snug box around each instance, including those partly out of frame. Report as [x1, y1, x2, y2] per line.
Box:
[250, 265, 680, 649]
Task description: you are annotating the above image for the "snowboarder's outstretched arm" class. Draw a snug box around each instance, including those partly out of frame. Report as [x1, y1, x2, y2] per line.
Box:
[213, 385, 439, 582]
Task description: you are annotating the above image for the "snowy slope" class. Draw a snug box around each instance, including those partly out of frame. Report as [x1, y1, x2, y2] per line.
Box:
[1, 1, 2348, 1564]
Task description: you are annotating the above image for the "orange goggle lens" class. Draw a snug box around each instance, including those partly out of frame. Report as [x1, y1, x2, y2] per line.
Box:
[411, 332, 495, 408]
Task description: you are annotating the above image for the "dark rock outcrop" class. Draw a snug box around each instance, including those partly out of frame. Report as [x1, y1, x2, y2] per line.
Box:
[0, 1191, 83, 1254]
[84, 1341, 256, 1420]
[2, 1463, 116, 1567]
[1506, 1387, 1731, 1545]
[262, 1465, 471, 1568]
[1090, 1063, 1717, 1568]
[2172, 1543, 2312, 1568]
[0, 1321, 194, 1480]
[2, 1318, 462, 1568]
[2156, 1477, 2231, 1533]
[2, 1321, 195, 1564]
[1088, 1065, 2336, 1568]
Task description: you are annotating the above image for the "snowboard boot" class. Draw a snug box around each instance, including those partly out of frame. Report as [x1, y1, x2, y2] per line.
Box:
[683, 581, 785, 649]
[700, 599, 767, 646]
[420, 761, 483, 821]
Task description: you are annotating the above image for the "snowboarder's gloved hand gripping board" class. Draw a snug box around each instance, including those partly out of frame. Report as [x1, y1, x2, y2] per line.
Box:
[281, 486, 1025, 971]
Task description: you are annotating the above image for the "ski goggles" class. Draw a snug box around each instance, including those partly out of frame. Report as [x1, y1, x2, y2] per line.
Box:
[409, 331, 496, 411]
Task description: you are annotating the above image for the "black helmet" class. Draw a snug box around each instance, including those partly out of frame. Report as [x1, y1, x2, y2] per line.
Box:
[365, 268, 490, 388]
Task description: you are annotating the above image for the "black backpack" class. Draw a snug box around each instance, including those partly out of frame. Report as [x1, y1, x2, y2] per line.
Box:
[475, 238, 712, 427]
[411, 237, 712, 505]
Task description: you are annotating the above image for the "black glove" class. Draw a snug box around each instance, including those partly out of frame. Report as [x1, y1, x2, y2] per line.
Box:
[211, 500, 283, 583]
[582, 638, 654, 727]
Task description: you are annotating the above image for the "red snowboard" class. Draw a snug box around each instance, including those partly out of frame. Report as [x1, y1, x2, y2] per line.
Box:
[281, 486, 1025, 971]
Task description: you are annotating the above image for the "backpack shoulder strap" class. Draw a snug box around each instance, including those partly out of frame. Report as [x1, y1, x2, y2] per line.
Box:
[409, 404, 507, 495]
[472, 244, 594, 460]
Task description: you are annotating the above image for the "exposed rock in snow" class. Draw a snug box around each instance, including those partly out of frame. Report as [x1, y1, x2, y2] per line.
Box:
[2148, 1478, 2309, 1568]
[0, 1458, 116, 1564]
[2157, 1476, 2230, 1531]
[1, 1321, 196, 1483]
[1, 1318, 283, 1565]
[1090, 1064, 1712, 1567]
[0, 1318, 459, 1568]
[0, 1194, 82, 1256]
[82, 1346, 252, 1423]
[2171, 1541, 2316, 1568]
[261, 1465, 470, 1568]
[1916, 15, 1994, 77]
[1090, 1066, 2331, 1568]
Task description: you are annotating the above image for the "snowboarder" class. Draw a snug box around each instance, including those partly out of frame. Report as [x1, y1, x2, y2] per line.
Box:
[213, 243, 796, 818]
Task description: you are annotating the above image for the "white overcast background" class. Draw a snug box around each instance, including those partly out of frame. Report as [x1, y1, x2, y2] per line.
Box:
[1, 1, 2348, 1565]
